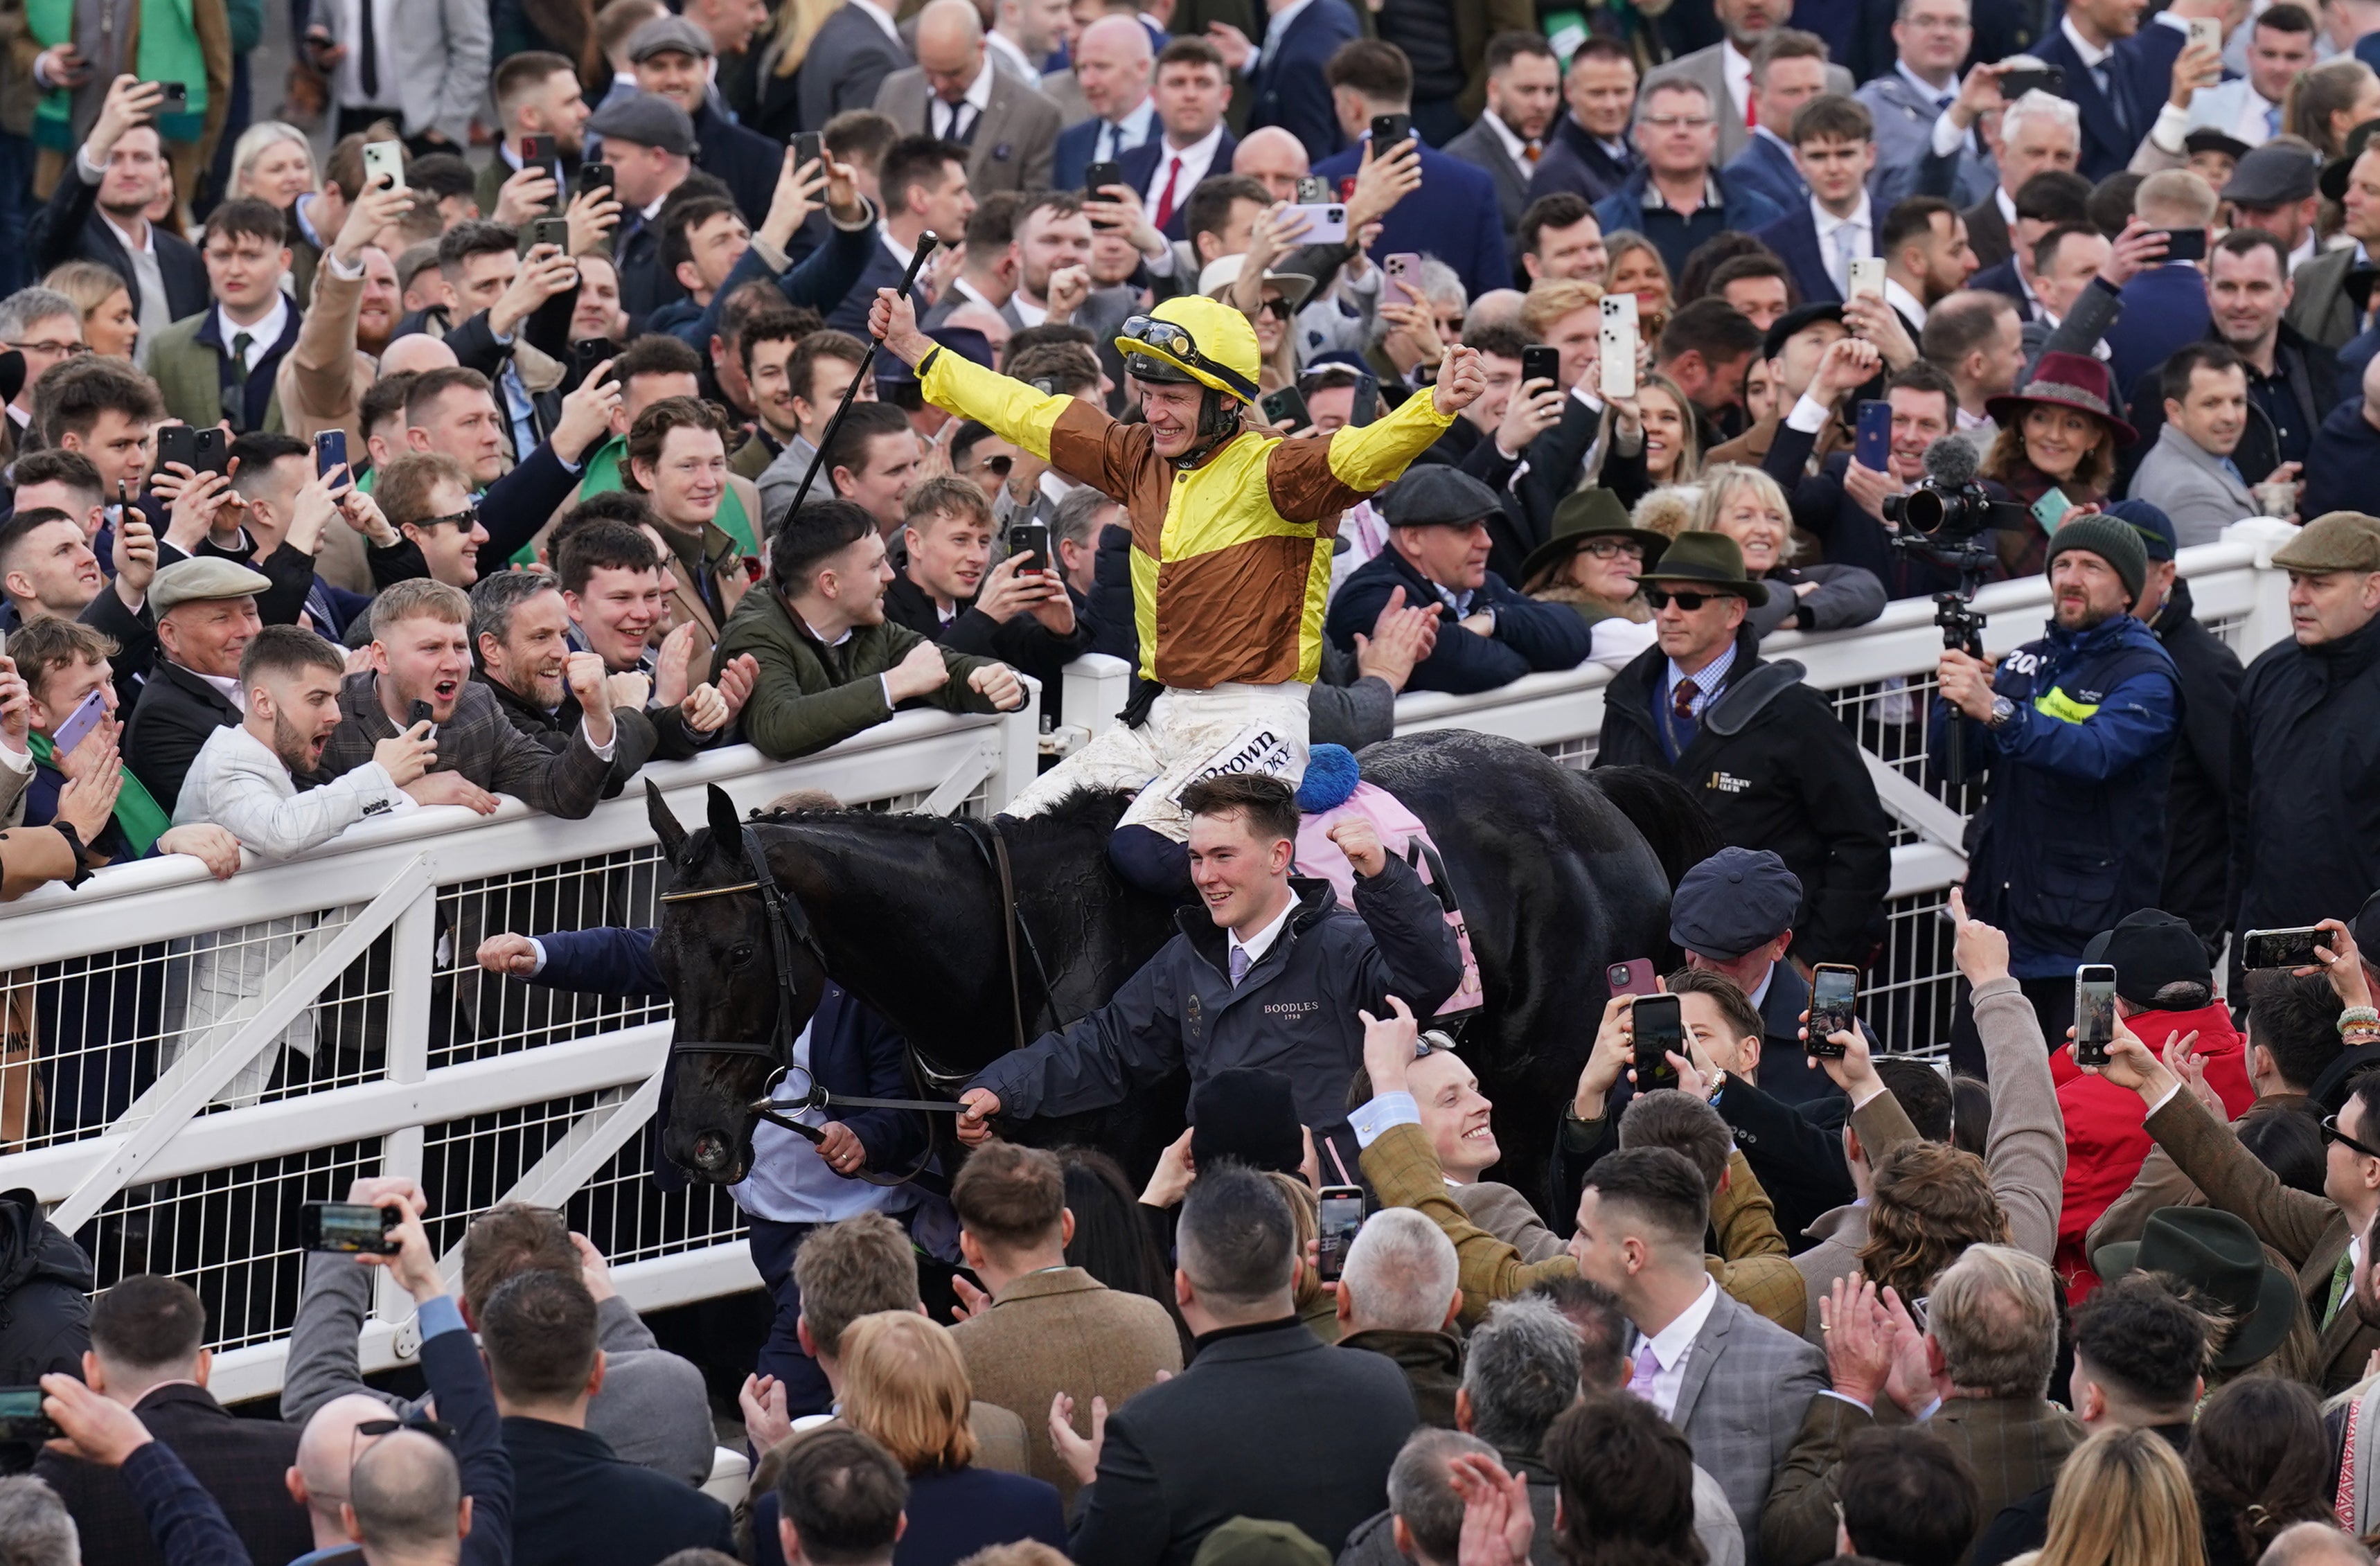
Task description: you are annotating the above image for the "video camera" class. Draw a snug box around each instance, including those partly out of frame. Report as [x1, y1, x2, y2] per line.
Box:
[1880, 434, 2030, 547]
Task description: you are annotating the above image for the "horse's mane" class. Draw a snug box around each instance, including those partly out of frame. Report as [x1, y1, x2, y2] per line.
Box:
[750, 786, 1132, 845]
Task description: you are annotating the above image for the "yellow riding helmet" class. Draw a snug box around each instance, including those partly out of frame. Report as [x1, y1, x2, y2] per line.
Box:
[1114, 294, 1263, 404]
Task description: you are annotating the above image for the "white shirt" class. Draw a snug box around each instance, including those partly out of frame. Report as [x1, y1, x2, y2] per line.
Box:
[327, 0, 402, 107]
[731, 1014, 921, 1224]
[1094, 98, 1157, 162]
[1996, 185, 2018, 227]
[986, 28, 1042, 86]
[215, 292, 291, 377]
[1883, 276, 1929, 329]
[1639, 1277, 1721, 1421]
[2289, 231, 2318, 273]
[1144, 121, 1227, 211]
[1227, 893, 1298, 976]
[2060, 13, 2113, 71]
[1721, 40, 1754, 121]
[1897, 59, 1958, 110]
[880, 224, 917, 274]
[931, 62, 997, 143]
[2231, 84, 2282, 145]
[1812, 190, 1874, 296]
[1011, 291, 1049, 328]
[196, 669, 249, 714]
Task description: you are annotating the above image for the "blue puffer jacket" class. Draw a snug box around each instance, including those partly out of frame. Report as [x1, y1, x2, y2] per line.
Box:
[1940, 613, 2184, 977]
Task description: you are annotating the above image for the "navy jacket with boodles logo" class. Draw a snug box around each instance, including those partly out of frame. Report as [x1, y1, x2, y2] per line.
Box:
[1944, 613, 2183, 977]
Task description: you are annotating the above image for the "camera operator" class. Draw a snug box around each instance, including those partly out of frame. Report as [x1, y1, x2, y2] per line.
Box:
[1935, 514, 2182, 1067]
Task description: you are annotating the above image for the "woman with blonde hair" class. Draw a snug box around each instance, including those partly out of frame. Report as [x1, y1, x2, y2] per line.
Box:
[837, 1313, 1065, 1566]
[1602, 232, 1673, 339]
[1202, 253, 1311, 395]
[753, 0, 849, 138]
[2015, 1425, 2205, 1566]
[1689, 463, 1884, 637]
[225, 121, 325, 301]
[42, 263, 140, 360]
[1635, 375, 1700, 486]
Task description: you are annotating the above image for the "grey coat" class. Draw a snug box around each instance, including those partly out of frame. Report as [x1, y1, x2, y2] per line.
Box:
[281, 1253, 718, 1484]
[871, 55, 1062, 195]
[1642, 46, 1854, 166]
[319, 673, 612, 821]
[2286, 244, 2361, 351]
[1861, 73, 1996, 208]
[1673, 1287, 1829, 1561]
[1439, 118, 1530, 245]
[382, 0, 491, 146]
[2127, 420, 2258, 546]
[796, 2, 912, 135]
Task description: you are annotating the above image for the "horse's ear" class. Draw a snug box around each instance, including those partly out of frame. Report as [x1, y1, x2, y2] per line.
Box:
[647, 781, 688, 862]
[706, 784, 745, 857]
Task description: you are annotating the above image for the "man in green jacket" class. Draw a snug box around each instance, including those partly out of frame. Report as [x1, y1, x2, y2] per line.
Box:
[711, 497, 1026, 760]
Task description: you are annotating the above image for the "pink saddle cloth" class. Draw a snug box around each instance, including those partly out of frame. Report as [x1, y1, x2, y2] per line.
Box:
[1295, 781, 1482, 1016]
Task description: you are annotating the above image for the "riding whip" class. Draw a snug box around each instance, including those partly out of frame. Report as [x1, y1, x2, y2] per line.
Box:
[781, 230, 942, 519]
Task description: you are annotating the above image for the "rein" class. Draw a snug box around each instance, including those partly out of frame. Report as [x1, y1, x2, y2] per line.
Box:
[659, 821, 950, 1188]
[954, 815, 1064, 1053]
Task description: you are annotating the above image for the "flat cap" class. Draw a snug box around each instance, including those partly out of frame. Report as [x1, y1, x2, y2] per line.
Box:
[150, 557, 272, 617]
[2273, 512, 2380, 573]
[1383, 465, 1502, 528]
[2223, 141, 2319, 206]
[628, 14, 714, 60]
[2183, 127, 2251, 163]
[1669, 846, 1804, 960]
[584, 92, 698, 157]
[1192, 1519, 1331, 1566]
[1761, 301, 1844, 364]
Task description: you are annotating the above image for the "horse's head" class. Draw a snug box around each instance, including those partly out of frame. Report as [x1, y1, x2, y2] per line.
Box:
[648, 782, 828, 1184]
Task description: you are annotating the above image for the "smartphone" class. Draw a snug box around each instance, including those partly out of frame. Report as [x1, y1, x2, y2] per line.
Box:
[1290, 202, 1348, 244]
[2243, 926, 2335, 970]
[1855, 399, 1892, 472]
[1260, 385, 1311, 432]
[48, 688, 107, 757]
[0, 1388, 59, 1445]
[1317, 1186, 1365, 1283]
[521, 133, 557, 166]
[1371, 113, 1413, 152]
[299, 1200, 401, 1254]
[407, 699, 436, 731]
[517, 215, 570, 255]
[157, 425, 226, 476]
[2156, 227, 2208, 262]
[193, 427, 227, 474]
[1521, 344, 1561, 389]
[1807, 963, 1859, 1060]
[1006, 521, 1049, 572]
[2186, 14, 2221, 50]
[362, 139, 406, 193]
[1349, 375, 1379, 428]
[571, 338, 616, 386]
[1605, 958, 1657, 999]
[314, 429, 348, 482]
[1383, 253, 1425, 305]
[2031, 486, 2075, 531]
[1083, 158, 1123, 197]
[793, 132, 825, 171]
[1599, 296, 1637, 400]
[1847, 256, 1885, 301]
[1633, 994, 1682, 1088]
[151, 80, 188, 114]
[574, 161, 614, 199]
[1999, 65, 2065, 98]
[1295, 175, 1331, 204]
[2073, 963, 2118, 1068]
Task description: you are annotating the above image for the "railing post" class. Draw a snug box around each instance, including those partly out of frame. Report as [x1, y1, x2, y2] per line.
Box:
[1061, 654, 1133, 738]
[2224, 517, 2302, 664]
[374, 884, 437, 1332]
[988, 678, 1043, 812]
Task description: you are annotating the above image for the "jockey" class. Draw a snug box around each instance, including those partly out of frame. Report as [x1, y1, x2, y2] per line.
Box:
[865, 286, 1486, 895]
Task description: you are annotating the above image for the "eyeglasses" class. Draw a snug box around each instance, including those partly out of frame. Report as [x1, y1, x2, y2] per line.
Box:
[1580, 538, 1644, 560]
[8, 339, 90, 357]
[2323, 1115, 2380, 1161]
[1644, 586, 1733, 610]
[415, 507, 482, 532]
[1641, 114, 1714, 131]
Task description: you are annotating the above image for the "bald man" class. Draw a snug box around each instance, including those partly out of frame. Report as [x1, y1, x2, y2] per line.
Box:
[874, 0, 1064, 193]
[294, 1394, 411, 1555]
[344, 1430, 470, 1566]
[379, 337, 463, 378]
[1052, 12, 1158, 188]
[1233, 125, 1309, 203]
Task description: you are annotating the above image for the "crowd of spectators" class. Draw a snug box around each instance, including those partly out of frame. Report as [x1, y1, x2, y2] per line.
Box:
[4, 0, 2380, 1564]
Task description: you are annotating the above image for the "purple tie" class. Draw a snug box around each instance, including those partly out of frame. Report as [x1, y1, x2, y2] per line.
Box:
[1626, 1341, 1660, 1401]
[1229, 946, 1251, 986]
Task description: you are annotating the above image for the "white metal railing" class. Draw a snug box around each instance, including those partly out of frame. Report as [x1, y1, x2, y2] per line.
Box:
[0, 519, 2303, 1400]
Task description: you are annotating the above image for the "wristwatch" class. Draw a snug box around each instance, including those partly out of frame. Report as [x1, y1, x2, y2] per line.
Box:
[1986, 695, 2018, 730]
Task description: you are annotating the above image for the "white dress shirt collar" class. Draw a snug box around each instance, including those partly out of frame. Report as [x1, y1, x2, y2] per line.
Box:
[1640, 1277, 1721, 1421]
[2061, 14, 2113, 68]
[1896, 59, 1958, 105]
[986, 28, 1041, 85]
[1228, 893, 1298, 971]
[1722, 40, 1753, 117]
[1482, 108, 1535, 166]
[215, 292, 291, 373]
[880, 224, 916, 272]
[1996, 184, 2018, 226]
[1883, 276, 1930, 328]
[931, 62, 996, 139]
[1099, 97, 1157, 159]
[1813, 188, 1872, 238]
[194, 668, 249, 713]
[1147, 121, 1227, 206]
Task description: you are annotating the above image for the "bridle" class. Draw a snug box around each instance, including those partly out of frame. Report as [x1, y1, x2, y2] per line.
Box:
[659, 821, 954, 1188]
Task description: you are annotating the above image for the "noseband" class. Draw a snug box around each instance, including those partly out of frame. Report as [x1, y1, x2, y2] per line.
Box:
[659, 821, 954, 1187]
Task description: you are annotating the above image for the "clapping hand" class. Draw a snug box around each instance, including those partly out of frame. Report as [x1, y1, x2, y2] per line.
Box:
[1447, 1453, 1533, 1566]
[1049, 1392, 1108, 1487]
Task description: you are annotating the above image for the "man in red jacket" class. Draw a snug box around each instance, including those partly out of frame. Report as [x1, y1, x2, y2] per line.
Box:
[2051, 909, 2253, 1294]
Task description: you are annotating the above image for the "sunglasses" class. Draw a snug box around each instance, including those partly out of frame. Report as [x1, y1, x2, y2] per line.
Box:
[1257, 298, 1293, 321]
[973, 454, 1014, 477]
[2324, 1115, 2380, 1161]
[1644, 587, 1734, 611]
[416, 506, 482, 532]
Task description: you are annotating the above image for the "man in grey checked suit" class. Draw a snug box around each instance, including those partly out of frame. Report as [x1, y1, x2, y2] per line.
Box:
[1642, 0, 1854, 168]
[873, 0, 1063, 195]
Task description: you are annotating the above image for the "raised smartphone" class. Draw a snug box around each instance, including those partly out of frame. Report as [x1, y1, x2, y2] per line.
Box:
[2242, 926, 2334, 970]
[1605, 959, 1657, 999]
[1855, 399, 1892, 472]
[2074, 963, 2118, 1068]
[1260, 385, 1311, 432]
[362, 139, 405, 193]
[1006, 521, 1049, 572]
[1847, 256, 1885, 301]
[1289, 202, 1347, 244]
[1370, 113, 1412, 152]
[1317, 1186, 1365, 1281]
[1633, 993, 1682, 1088]
[314, 429, 348, 481]
[1599, 294, 1637, 400]
[299, 1200, 401, 1254]
[1520, 344, 1561, 389]
[48, 688, 107, 757]
[1807, 963, 1859, 1059]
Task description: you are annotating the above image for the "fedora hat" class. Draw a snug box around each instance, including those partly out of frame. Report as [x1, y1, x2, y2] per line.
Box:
[1635, 530, 1770, 608]
[2093, 1207, 2300, 1369]
[1519, 486, 1670, 585]
[1984, 350, 2139, 446]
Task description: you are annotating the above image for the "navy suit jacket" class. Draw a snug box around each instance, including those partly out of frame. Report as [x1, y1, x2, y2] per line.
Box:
[695, 100, 789, 226]
[1247, 0, 1361, 160]
[1121, 130, 1241, 240]
[1527, 117, 1634, 206]
[2035, 21, 2185, 181]
[1052, 119, 1100, 193]
[1325, 547, 1590, 693]
[1752, 204, 1841, 306]
[1970, 256, 2036, 321]
[1723, 132, 1806, 220]
[754, 1464, 1067, 1566]
[827, 233, 912, 332]
[2103, 263, 2213, 398]
[1314, 139, 1511, 304]
[28, 165, 210, 323]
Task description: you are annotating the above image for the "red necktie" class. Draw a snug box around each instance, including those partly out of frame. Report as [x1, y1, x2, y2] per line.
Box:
[1673, 676, 1700, 723]
[1152, 154, 1184, 230]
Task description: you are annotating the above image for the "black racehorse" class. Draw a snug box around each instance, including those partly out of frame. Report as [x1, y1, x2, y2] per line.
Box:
[646, 729, 1719, 1205]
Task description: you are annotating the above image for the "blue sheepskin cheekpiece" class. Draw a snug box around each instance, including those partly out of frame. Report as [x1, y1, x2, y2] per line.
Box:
[1296, 744, 1362, 812]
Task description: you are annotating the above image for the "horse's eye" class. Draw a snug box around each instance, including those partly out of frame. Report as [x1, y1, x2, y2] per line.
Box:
[727, 943, 756, 968]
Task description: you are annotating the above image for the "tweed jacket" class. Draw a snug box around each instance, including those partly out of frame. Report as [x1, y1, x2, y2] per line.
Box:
[2138, 1085, 2380, 1394]
[1761, 1391, 2083, 1565]
[948, 1266, 1183, 1509]
[318, 672, 612, 821]
[2287, 244, 2362, 351]
[871, 55, 1060, 194]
